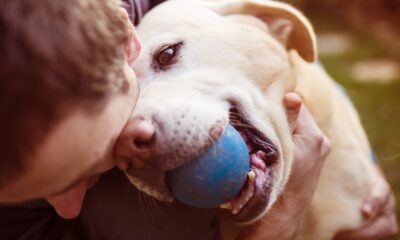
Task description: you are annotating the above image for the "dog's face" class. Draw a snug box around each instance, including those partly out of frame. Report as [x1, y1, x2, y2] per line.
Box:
[123, 0, 316, 223]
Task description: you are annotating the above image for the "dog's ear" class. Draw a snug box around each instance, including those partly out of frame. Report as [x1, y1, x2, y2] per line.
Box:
[204, 0, 317, 62]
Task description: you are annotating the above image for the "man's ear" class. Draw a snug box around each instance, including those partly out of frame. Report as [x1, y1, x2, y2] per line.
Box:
[203, 0, 317, 62]
[125, 28, 142, 66]
[121, 8, 141, 65]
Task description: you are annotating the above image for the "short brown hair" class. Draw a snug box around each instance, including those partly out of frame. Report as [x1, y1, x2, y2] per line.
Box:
[0, 0, 131, 185]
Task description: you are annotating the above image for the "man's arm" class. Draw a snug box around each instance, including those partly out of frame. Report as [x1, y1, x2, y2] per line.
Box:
[333, 173, 398, 240]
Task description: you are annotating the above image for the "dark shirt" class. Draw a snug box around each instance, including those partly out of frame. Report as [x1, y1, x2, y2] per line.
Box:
[122, 0, 165, 25]
[0, 200, 82, 240]
[0, 169, 220, 240]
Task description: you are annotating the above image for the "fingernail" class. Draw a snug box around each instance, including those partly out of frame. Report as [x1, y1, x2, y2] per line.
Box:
[284, 93, 302, 109]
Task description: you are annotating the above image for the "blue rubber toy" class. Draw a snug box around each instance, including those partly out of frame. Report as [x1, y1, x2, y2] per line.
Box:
[167, 124, 250, 208]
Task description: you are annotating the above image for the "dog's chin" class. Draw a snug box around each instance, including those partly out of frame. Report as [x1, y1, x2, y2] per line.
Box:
[221, 106, 280, 223]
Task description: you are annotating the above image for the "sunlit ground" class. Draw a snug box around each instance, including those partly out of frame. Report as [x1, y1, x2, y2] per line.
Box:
[312, 16, 400, 234]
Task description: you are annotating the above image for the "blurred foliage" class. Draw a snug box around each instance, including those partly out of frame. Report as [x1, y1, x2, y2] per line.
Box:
[287, 0, 400, 55]
[319, 37, 400, 229]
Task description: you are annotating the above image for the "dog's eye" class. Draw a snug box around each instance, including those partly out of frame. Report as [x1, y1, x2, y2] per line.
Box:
[157, 46, 177, 66]
[153, 43, 183, 70]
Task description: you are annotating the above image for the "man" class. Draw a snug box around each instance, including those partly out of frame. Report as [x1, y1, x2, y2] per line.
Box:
[0, 0, 396, 239]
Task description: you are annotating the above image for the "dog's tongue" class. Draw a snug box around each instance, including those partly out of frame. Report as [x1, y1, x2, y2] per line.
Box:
[250, 151, 267, 170]
[46, 181, 88, 219]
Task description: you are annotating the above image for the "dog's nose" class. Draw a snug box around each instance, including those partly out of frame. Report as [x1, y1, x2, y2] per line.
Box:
[115, 117, 155, 171]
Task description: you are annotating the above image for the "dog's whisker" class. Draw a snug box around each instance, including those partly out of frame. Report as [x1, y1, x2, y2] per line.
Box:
[137, 189, 148, 214]
[137, 192, 161, 227]
[144, 193, 162, 220]
[149, 195, 167, 216]
[145, 194, 158, 218]
[139, 191, 151, 215]
[140, 190, 160, 221]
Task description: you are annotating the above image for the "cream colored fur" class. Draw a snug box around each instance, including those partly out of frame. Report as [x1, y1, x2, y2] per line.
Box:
[129, 0, 381, 239]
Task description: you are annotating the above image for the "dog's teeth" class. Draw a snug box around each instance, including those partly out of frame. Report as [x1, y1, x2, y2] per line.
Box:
[248, 170, 256, 181]
[232, 203, 245, 215]
[220, 202, 232, 210]
[228, 171, 256, 215]
[243, 192, 252, 204]
[232, 207, 240, 215]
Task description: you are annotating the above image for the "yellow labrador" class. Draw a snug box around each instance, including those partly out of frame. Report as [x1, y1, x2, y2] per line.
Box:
[125, 0, 382, 239]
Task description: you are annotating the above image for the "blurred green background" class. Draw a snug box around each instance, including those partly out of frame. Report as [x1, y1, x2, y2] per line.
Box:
[283, 0, 400, 235]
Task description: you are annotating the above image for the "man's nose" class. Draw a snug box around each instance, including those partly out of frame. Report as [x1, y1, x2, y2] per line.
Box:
[46, 180, 88, 219]
[115, 117, 156, 171]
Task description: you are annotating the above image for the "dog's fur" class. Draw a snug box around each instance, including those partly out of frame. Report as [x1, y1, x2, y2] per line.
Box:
[126, 0, 381, 239]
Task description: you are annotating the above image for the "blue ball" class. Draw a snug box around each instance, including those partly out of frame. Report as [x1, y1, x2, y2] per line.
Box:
[167, 124, 250, 208]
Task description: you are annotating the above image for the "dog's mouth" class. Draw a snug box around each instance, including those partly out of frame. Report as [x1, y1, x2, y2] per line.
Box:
[221, 106, 279, 223]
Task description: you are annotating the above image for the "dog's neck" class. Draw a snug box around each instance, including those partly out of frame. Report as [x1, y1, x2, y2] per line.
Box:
[287, 50, 336, 130]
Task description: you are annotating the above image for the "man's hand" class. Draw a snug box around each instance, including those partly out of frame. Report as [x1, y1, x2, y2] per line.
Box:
[333, 174, 398, 240]
[236, 93, 331, 239]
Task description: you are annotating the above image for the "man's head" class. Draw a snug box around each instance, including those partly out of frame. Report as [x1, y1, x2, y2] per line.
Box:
[0, 0, 141, 218]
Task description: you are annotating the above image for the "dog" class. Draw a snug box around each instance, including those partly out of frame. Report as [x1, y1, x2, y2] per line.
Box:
[122, 0, 382, 239]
